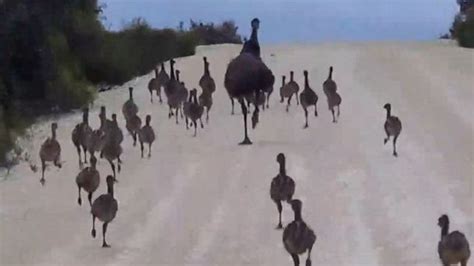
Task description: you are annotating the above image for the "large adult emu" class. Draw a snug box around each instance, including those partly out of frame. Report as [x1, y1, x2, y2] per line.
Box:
[225, 18, 274, 145]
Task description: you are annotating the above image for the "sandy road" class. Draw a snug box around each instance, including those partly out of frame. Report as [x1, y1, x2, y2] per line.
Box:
[0, 41, 472, 265]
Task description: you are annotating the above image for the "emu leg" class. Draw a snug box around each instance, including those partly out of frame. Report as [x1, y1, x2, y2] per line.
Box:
[393, 135, 399, 157]
[175, 108, 179, 124]
[331, 108, 336, 123]
[230, 97, 235, 115]
[287, 95, 292, 112]
[40, 159, 46, 186]
[91, 215, 96, 238]
[117, 157, 122, 173]
[82, 146, 88, 164]
[88, 192, 93, 207]
[303, 107, 309, 129]
[77, 186, 82, 205]
[306, 243, 313, 266]
[140, 141, 144, 158]
[149, 89, 154, 103]
[291, 253, 300, 266]
[76, 145, 82, 166]
[157, 88, 163, 104]
[109, 159, 116, 182]
[251, 90, 261, 129]
[384, 129, 390, 144]
[132, 132, 137, 147]
[276, 201, 283, 229]
[148, 143, 152, 158]
[239, 99, 252, 145]
[102, 222, 110, 248]
[193, 121, 197, 137]
[168, 105, 173, 118]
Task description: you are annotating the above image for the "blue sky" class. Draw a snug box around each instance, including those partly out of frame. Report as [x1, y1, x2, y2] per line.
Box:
[100, 0, 459, 43]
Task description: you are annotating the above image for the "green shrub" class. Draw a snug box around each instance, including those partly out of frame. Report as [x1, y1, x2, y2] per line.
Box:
[45, 31, 96, 109]
[452, 6, 474, 47]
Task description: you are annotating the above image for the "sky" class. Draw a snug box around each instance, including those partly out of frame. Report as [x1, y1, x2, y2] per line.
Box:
[100, 0, 459, 43]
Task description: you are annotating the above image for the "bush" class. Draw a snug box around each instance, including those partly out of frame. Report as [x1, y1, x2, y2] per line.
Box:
[189, 20, 242, 45]
[452, 5, 474, 47]
[45, 31, 96, 109]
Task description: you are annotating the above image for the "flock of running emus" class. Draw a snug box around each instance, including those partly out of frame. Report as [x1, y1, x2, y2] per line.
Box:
[28, 18, 471, 265]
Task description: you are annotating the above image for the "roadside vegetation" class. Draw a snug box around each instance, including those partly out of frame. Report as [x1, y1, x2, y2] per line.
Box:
[451, 0, 474, 47]
[0, 0, 241, 164]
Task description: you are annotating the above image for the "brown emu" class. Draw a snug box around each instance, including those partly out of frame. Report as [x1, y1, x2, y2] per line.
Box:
[164, 59, 181, 119]
[138, 115, 156, 158]
[270, 153, 295, 229]
[437, 214, 470, 266]
[328, 91, 342, 123]
[323, 66, 337, 98]
[283, 199, 317, 266]
[76, 155, 100, 206]
[184, 89, 204, 137]
[39, 122, 62, 185]
[299, 70, 318, 128]
[72, 108, 92, 166]
[148, 62, 169, 103]
[224, 18, 274, 145]
[199, 57, 216, 95]
[91, 175, 118, 248]
[122, 87, 138, 121]
[198, 89, 213, 124]
[383, 103, 402, 157]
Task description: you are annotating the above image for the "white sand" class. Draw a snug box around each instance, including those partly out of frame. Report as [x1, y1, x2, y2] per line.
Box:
[0, 41, 473, 265]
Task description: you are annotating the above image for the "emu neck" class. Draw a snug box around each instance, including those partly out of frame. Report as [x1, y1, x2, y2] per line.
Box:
[170, 62, 175, 80]
[290, 73, 294, 82]
[160, 63, 165, 71]
[385, 108, 391, 119]
[282, 77, 286, 86]
[129, 90, 133, 100]
[154, 68, 159, 77]
[51, 128, 57, 140]
[107, 183, 114, 197]
[329, 69, 333, 80]
[279, 161, 286, 175]
[441, 223, 449, 238]
[250, 28, 258, 43]
[304, 75, 309, 89]
[176, 72, 180, 82]
[100, 115, 105, 128]
[146, 120, 150, 126]
[204, 64, 210, 76]
[83, 114, 89, 125]
[294, 209, 302, 221]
